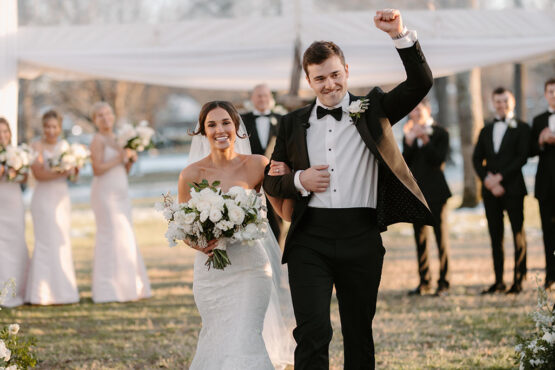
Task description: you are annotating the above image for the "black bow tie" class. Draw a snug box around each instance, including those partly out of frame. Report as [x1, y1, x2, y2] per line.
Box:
[494, 117, 506, 123]
[254, 113, 271, 118]
[316, 106, 343, 121]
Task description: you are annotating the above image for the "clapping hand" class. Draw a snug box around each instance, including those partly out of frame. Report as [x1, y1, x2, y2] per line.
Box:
[539, 127, 555, 145]
[374, 9, 404, 37]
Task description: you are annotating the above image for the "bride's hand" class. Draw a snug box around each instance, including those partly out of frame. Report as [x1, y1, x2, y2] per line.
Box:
[185, 238, 218, 257]
[269, 160, 291, 176]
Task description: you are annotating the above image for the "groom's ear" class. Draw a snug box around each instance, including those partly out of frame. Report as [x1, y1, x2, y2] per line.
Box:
[345, 64, 349, 79]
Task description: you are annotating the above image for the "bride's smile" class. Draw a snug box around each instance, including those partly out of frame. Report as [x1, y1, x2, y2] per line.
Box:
[204, 107, 237, 150]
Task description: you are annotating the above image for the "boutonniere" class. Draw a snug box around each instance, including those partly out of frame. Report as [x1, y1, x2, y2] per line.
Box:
[507, 118, 517, 128]
[270, 116, 278, 126]
[347, 98, 369, 120]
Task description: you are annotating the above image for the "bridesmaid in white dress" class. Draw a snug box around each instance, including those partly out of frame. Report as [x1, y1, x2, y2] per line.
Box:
[89, 102, 151, 303]
[0, 118, 30, 307]
[26, 110, 79, 305]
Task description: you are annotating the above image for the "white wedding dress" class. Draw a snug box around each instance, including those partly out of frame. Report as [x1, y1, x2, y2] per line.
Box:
[26, 148, 79, 305]
[187, 121, 295, 370]
[0, 181, 29, 307]
[91, 145, 151, 303]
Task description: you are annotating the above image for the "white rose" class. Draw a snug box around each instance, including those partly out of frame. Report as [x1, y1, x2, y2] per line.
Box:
[228, 205, 245, 225]
[5, 149, 23, 170]
[55, 140, 70, 155]
[0, 339, 10, 362]
[216, 220, 234, 231]
[199, 210, 209, 222]
[209, 208, 223, 223]
[173, 210, 188, 224]
[8, 323, 19, 335]
[183, 212, 196, 225]
[195, 199, 211, 213]
[162, 208, 174, 221]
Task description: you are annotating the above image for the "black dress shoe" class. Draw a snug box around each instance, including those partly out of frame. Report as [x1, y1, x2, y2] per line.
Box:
[434, 285, 449, 297]
[506, 283, 522, 294]
[408, 284, 432, 296]
[481, 283, 506, 295]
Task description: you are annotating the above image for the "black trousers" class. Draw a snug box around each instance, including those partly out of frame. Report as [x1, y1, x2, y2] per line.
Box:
[483, 194, 527, 285]
[538, 194, 555, 284]
[287, 207, 384, 370]
[412, 201, 450, 288]
[266, 198, 282, 241]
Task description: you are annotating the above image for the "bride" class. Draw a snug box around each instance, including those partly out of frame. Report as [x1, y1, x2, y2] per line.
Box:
[178, 101, 294, 369]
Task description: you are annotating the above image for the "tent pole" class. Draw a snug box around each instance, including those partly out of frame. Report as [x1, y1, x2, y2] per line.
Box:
[0, 0, 18, 144]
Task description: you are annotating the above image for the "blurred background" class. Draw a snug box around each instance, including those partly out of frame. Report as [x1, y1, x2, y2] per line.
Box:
[2, 0, 554, 204]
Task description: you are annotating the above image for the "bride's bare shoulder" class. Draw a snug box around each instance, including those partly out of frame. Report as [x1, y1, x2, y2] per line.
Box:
[245, 154, 269, 170]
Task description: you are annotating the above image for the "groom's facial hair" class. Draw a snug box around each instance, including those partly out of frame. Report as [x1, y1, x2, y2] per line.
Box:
[306, 56, 349, 108]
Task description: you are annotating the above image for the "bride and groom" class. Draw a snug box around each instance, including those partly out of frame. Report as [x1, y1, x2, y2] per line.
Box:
[178, 9, 434, 369]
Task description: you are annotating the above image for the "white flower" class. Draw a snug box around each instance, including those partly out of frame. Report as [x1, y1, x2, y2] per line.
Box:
[507, 118, 517, 128]
[541, 331, 555, 344]
[209, 208, 223, 223]
[227, 204, 245, 225]
[347, 98, 369, 119]
[8, 323, 19, 335]
[199, 210, 210, 223]
[216, 220, 234, 231]
[5, 147, 23, 170]
[0, 339, 10, 362]
[162, 207, 174, 221]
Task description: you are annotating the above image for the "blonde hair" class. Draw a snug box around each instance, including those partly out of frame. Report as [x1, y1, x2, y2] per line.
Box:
[90, 101, 114, 121]
[0, 117, 12, 137]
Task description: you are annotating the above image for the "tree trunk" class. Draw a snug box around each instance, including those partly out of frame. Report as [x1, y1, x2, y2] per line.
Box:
[514, 63, 527, 121]
[456, 68, 484, 208]
[434, 76, 450, 127]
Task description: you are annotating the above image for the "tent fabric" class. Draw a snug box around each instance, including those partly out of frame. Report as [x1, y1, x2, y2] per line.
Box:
[14, 9, 555, 90]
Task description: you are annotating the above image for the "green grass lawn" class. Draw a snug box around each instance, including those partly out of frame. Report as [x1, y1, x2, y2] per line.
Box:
[1, 195, 551, 369]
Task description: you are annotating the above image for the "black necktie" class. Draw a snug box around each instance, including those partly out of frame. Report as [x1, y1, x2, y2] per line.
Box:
[316, 106, 343, 121]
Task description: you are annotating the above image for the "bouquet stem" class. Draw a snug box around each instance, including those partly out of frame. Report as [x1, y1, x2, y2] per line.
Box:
[205, 249, 231, 270]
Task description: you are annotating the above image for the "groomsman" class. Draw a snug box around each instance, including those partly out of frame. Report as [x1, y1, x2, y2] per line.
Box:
[241, 84, 283, 238]
[530, 78, 555, 291]
[473, 87, 530, 294]
[403, 98, 452, 296]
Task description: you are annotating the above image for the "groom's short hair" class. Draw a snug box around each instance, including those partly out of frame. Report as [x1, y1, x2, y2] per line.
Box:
[302, 41, 345, 77]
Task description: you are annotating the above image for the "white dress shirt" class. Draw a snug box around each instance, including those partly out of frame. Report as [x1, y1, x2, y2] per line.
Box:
[492, 111, 514, 153]
[292, 30, 418, 209]
[548, 107, 555, 132]
[253, 109, 271, 150]
[294, 93, 379, 208]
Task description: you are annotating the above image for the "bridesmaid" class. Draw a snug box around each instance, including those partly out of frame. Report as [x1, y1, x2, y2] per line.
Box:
[0, 118, 30, 307]
[26, 110, 79, 305]
[89, 102, 151, 303]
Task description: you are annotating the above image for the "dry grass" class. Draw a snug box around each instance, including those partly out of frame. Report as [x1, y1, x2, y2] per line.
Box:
[0, 195, 551, 369]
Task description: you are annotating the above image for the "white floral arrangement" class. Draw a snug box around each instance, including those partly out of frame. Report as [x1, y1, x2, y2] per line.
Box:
[117, 120, 155, 152]
[514, 282, 555, 369]
[347, 98, 369, 120]
[48, 140, 90, 181]
[156, 179, 268, 270]
[0, 144, 35, 182]
[0, 280, 38, 369]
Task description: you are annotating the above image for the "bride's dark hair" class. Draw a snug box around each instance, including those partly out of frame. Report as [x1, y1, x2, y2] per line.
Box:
[191, 101, 247, 138]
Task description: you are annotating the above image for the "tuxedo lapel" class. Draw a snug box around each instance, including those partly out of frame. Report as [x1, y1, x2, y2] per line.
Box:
[496, 124, 514, 156]
[293, 102, 314, 170]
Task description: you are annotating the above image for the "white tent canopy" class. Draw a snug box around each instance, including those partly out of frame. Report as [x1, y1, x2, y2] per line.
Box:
[2, 0, 555, 141]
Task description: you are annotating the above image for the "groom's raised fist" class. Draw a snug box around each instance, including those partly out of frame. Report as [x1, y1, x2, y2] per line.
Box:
[300, 165, 330, 193]
[374, 9, 404, 37]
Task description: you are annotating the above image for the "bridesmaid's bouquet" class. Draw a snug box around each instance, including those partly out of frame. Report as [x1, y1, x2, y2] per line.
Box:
[157, 179, 269, 270]
[117, 121, 155, 152]
[48, 140, 90, 181]
[0, 144, 35, 182]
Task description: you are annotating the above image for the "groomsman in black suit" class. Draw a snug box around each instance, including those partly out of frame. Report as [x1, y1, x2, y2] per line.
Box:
[473, 87, 530, 294]
[264, 9, 433, 369]
[530, 78, 555, 291]
[403, 98, 452, 296]
[241, 84, 283, 238]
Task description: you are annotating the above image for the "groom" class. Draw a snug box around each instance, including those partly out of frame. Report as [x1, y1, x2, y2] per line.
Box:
[264, 9, 433, 369]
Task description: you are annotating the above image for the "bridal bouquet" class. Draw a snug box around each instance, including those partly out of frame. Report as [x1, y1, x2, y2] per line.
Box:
[117, 121, 155, 152]
[48, 140, 90, 181]
[157, 180, 268, 270]
[0, 144, 35, 182]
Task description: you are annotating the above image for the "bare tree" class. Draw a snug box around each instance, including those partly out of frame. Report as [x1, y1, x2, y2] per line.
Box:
[456, 69, 484, 207]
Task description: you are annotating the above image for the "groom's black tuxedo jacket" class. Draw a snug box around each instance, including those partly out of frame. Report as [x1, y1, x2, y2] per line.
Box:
[263, 41, 434, 263]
